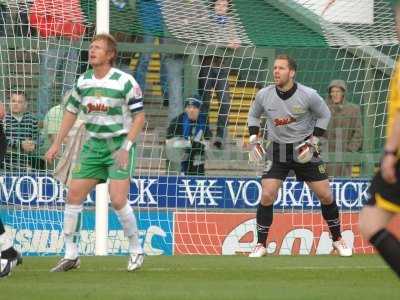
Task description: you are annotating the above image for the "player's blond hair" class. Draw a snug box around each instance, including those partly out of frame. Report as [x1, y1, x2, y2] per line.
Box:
[91, 34, 118, 66]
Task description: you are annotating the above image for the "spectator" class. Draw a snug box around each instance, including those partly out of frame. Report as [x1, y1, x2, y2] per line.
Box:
[15, 1, 34, 37]
[0, 100, 22, 279]
[160, 0, 194, 121]
[79, 2, 137, 78]
[113, 31, 136, 76]
[0, 1, 7, 36]
[134, 0, 168, 103]
[110, 0, 137, 76]
[0, 101, 5, 169]
[40, 89, 72, 153]
[42, 102, 63, 146]
[166, 96, 211, 176]
[3, 91, 44, 170]
[198, 0, 240, 150]
[0, 1, 35, 38]
[40, 89, 86, 171]
[29, 0, 86, 121]
[325, 79, 363, 177]
[164, 48, 184, 121]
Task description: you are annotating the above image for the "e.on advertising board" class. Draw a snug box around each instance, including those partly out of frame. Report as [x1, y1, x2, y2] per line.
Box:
[174, 212, 400, 255]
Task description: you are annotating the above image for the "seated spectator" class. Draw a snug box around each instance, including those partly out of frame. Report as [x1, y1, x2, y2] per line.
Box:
[325, 79, 363, 177]
[3, 91, 44, 170]
[198, 0, 240, 150]
[166, 96, 211, 176]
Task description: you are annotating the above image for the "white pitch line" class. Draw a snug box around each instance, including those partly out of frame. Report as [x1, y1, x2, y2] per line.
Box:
[18, 265, 389, 273]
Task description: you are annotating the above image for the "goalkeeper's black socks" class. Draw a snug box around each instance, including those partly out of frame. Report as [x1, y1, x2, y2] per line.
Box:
[256, 203, 273, 247]
[0, 218, 5, 235]
[321, 201, 341, 241]
[370, 229, 400, 278]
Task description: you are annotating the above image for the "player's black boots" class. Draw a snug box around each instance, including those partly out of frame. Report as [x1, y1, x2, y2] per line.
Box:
[0, 248, 23, 278]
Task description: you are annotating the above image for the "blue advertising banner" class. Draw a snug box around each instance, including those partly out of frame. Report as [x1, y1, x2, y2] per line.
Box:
[0, 175, 370, 210]
[0, 209, 173, 256]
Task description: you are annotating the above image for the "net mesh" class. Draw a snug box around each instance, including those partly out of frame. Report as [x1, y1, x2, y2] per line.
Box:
[1, 0, 399, 256]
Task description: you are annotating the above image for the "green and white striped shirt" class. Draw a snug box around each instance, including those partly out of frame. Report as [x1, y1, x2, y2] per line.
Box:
[66, 68, 144, 139]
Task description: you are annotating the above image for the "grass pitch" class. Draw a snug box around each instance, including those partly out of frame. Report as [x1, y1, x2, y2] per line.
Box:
[1, 255, 398, 300]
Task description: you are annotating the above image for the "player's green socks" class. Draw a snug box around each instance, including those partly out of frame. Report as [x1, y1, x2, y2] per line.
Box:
[63, 204, 83, 260]
[321, 202, 341, 241]
[256, 203, 273, 247]
[370, 228, 400, 278]
[115, 202, 142, 254]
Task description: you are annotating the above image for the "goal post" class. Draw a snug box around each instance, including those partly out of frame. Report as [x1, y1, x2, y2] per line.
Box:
[94, 0, 110, 256]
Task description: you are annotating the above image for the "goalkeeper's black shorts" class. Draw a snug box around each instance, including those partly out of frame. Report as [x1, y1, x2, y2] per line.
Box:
[262, 142, 328, 182]
[367, 163, 400, 213]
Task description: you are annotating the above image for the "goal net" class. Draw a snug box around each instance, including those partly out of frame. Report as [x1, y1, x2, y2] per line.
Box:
[1, 0, 399, 256]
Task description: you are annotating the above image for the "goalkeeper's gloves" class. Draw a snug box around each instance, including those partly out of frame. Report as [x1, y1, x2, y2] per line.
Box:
[295, 136, 320, 164]
[248, 134, 266, 162]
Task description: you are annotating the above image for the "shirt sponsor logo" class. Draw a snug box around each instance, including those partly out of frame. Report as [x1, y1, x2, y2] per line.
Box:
[87, 103, 109, 114]
[273, 116, 296, 127]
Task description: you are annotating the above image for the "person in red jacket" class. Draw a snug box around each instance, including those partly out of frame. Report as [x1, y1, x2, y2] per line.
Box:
[29, 0, 86, 121]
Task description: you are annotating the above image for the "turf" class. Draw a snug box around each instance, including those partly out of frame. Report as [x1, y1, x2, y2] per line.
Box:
[1, 255, 398, 300]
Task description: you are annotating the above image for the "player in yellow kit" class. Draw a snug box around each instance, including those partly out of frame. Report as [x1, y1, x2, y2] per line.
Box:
[359, 2, 400, 278]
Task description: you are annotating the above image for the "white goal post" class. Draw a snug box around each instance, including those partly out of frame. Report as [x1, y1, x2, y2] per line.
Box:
[95, 0, 110, 256]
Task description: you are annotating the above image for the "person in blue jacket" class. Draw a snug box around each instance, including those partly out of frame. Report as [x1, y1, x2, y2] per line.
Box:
[166, 96, 212, 175]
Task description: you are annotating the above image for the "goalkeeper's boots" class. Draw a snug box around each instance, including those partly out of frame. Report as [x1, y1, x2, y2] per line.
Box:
[127, 253, 144, 271]
[332, 239, 353, 257]
[0, 250, 22, 278]
[248, 243, 267, 258]
[50, 257, 81, 272]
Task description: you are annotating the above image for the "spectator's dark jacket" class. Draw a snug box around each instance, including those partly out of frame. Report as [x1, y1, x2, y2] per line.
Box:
[3, 112, 44, 170]
[167, 112, 211, 175]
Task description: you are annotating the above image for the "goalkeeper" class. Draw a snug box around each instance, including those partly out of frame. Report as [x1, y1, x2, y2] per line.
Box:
[45, 34, 145, 272]
[247, 54, 352, 257]
[165, 96, 211, 175]
[0, 103, 22, 278]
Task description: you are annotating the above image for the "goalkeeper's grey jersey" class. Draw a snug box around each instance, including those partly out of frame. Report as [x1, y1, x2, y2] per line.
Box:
[248, 83, 331, 144]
